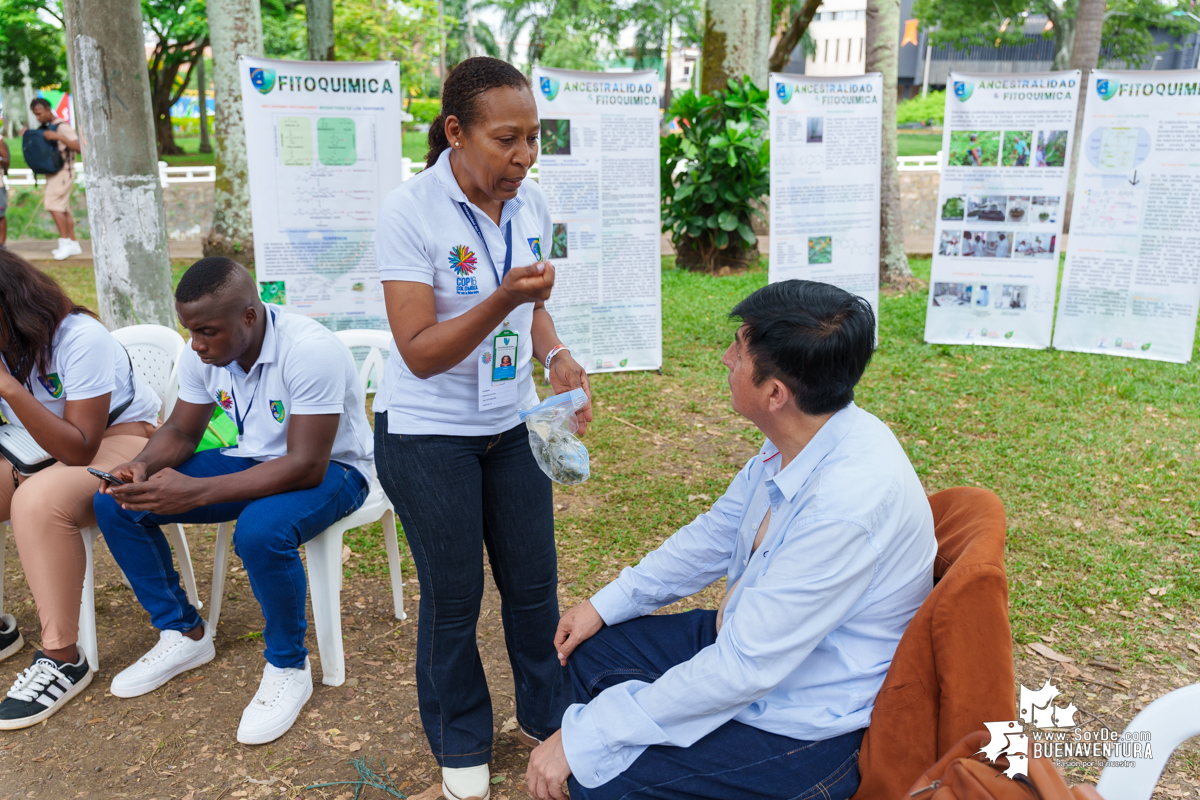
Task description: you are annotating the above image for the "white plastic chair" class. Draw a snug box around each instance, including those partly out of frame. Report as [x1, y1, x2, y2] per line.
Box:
[0, 324, 200, 671]
[1095, 683, 1200, 800]
[206, 329, 404, 687]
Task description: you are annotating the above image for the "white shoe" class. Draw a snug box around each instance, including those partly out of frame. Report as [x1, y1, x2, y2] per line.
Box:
[110, 623, 215, 698]
[236, 657, 313, 745]
[51, 238, 69, 261]
[442, 764, 491, 800]
[66, 239, 83, 257]
[0, 614, 24, 663]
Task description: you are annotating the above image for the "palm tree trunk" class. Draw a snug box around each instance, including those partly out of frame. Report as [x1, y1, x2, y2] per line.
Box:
[866, 0, 912, 286]
[701, 0, 770, 94]
[205, 0, 264, 263]
[1064, 0, 1104, 231]
[63, 0, 174, 328]
[198, 54, 212, 154]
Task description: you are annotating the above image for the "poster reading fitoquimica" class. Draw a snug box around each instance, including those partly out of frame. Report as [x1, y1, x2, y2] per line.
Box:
[532, 66, 663, 374]
[768, 72, 882, 320]
[924, 71, 1079, 349]
[240, 56, 404, 331]
[1052, 69, 1200, 364]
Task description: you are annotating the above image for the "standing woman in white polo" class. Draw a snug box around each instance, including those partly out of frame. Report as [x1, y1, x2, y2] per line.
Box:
[374, 57, 592, 800]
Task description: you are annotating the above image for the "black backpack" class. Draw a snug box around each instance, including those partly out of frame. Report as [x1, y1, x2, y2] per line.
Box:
[22, 123, 65, 175]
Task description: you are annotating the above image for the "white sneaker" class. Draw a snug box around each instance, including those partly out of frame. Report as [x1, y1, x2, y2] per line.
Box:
[51, 238, 69, 261]
[65, 239, 83, 257]
[110, 623, 215, 698]
[442, 764, 491, 800]
[236, 658, 313, 745]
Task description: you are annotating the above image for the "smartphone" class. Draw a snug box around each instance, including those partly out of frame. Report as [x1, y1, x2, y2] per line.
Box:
[87, 467, 126, 486]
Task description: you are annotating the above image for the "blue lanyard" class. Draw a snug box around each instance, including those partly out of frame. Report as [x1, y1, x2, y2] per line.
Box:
[229, 366, 262, 438]
[229, 308, 273, 438]
[458, 202, 512, 285]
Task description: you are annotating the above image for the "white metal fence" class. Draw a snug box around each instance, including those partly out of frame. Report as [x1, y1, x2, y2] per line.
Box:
[4, 161, 217, 188]
[2, 153, 940, 189]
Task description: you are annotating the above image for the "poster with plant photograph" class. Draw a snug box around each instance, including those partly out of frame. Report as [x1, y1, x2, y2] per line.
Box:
[925, 70, 1080, 349]
[768, 72, 882, 322]
[532, 66, 662, 373]
[1052, 68, 1200, 363]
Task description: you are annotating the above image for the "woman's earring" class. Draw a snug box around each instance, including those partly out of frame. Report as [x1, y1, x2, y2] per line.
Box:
[455, 141, 460, 147]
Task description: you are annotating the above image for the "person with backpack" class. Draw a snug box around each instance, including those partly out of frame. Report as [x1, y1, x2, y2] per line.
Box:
[0, 248, 161, 730]
[23, 98, 81, 260]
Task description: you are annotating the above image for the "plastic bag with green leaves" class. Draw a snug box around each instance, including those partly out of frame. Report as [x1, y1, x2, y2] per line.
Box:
[518, 388, 590, 485]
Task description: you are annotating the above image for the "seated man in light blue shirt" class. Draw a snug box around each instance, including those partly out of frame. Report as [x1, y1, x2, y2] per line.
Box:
[525, 280, 937, 800]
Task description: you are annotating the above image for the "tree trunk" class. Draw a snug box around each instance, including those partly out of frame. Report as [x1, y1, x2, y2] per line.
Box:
[62, 0, 175, 328]
[151, 59, 190, 156]
[198, 55, 212, 153]
[1063, 0, 1104, 232]
[768, 0, 822, 73]
[701, 0, 771, 94]
[866, 0, 912, 286]
[305, 0, 335, 61]
[1050, 10, 1075, 71]
[205, 0, 263, 263]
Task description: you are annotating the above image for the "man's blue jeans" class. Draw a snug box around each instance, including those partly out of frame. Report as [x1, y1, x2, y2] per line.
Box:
[566, 610, 865, 800]
[374, 415, 567, 768]
[93, 449, 369, 669]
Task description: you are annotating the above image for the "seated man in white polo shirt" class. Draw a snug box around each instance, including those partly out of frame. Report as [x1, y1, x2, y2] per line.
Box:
[93, 257, 374, 745]
[525, 280, 937, 800]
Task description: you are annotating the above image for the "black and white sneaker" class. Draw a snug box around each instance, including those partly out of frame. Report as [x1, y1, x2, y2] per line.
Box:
[0, 614, 23, 663]
[0, 651, 92, 730]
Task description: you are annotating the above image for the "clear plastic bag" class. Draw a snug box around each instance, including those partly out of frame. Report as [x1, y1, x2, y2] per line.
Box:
[518, 388, 591, 485]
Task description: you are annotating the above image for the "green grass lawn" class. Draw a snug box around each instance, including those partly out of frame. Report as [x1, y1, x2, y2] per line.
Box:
[898, 131, 943, 157]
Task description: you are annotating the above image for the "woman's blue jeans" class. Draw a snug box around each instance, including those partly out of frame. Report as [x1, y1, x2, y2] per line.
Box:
[93, 449, 369, 669]
[374, 414, 567, 768]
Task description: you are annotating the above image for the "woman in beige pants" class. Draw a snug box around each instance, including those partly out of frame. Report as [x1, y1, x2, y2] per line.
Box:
[0, 250, 161, 729]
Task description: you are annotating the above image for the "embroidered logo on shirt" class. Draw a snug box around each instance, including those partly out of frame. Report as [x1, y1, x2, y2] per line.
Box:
[270, 400, 286, 423]
[38, 373, 64, 399]
[216, 389, 234, 411]
[449, 244, 480, 295]
[528, 237, 543, 261]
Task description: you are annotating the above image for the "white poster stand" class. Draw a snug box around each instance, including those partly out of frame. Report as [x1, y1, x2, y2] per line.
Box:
[768, 72, 882, 320]
[240, 56, 403, 331]
[924, 71, 1080, 348]
[531, 66, 663, 373]
[1052, 69, 1200, 364]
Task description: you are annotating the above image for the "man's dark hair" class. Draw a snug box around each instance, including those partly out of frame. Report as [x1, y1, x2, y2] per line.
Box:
[730, 280, 875, 416]
[29, 98, 51, 111]
[425, 56, 530, 169]
[176, 256, 249, 304]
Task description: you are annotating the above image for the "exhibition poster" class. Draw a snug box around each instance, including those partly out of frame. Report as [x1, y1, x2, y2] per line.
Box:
[768, 72, 882, 319]
[1051, 69, 1200, 364]
[532, 66, 663, 373]
[240, 56, 404, 331]
[924, 70, 1080, 348]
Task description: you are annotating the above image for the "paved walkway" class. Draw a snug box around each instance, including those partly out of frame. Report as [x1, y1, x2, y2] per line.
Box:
[6, 239, 205, 263]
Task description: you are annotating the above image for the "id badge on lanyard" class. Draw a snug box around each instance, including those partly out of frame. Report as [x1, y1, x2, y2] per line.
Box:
[478, 324, 520, 411]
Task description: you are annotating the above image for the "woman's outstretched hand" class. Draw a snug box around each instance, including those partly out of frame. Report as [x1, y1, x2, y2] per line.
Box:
[547, 351, 592, 436]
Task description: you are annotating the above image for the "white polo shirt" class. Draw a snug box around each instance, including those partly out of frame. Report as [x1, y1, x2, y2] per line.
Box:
[373, 147, 552, 436]
[0, 313, 160, 428]
[176, 306, 374, 479]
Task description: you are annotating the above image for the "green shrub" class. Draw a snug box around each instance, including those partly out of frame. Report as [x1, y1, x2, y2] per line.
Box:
[407, 98, 441, 125]
[896, 90, 945, 127]
[661, 77, 769, 271]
